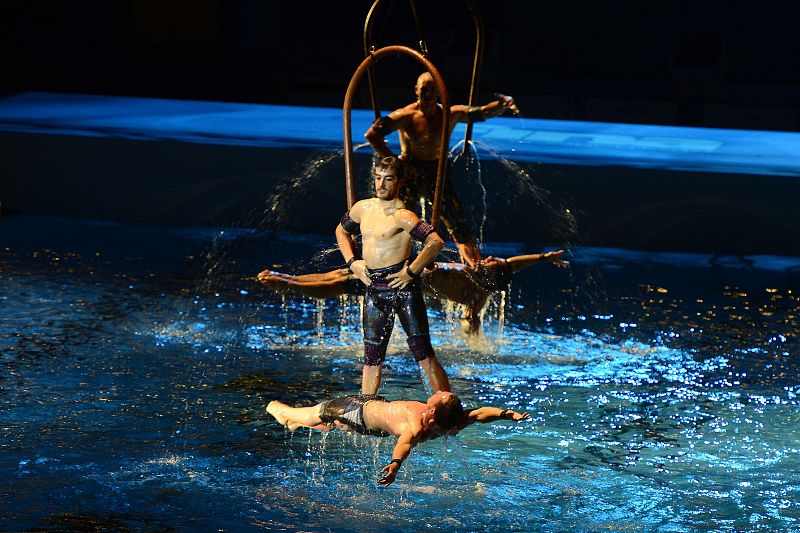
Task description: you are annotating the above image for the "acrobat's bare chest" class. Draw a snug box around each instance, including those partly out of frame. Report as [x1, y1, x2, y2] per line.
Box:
[410, 112, 442, 143]
[361, 211, 404, 242]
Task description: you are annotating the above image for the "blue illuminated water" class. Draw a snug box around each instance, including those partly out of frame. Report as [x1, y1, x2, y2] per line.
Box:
[2, 213, 799, 532]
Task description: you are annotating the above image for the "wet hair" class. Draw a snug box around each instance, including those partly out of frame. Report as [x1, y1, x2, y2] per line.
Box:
[375, 155, 405, 181]
[432, 394, 465, 430]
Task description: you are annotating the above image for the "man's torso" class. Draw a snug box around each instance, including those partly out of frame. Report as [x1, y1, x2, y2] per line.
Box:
[398, 104, 445, 161]
[360, 198, 412, 268]
[363, 399, 427, 438]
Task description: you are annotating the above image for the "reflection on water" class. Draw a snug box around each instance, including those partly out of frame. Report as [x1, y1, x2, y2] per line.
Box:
[1, 214, 799, 531]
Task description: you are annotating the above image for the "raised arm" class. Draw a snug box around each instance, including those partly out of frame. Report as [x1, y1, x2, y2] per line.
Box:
[335, 201, 370, 286]
[378, 431, 416, 487]
[451, 93, 520, 124]
[364, 108, 414, 158]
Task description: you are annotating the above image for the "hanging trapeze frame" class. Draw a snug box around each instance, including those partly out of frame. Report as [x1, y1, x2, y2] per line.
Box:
[343, 45, 451, 228]
[363, 0, 485, 157]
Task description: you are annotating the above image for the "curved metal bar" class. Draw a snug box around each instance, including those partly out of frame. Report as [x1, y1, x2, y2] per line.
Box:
[343, 45, 451, 228]
[363, 0, 390, 120]
[461, 0, 485, 157]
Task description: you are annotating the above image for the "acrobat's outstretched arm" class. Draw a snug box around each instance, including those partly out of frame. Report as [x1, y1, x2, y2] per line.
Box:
[378, 431, 415, 487]
[451, 93, 520, 124]
[463, 407, 531, 426]
[506, 249, 570, 271]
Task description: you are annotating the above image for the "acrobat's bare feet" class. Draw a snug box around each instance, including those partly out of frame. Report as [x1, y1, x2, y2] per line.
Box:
[257, 270, 291, 283]
[267, 400, 290, 427]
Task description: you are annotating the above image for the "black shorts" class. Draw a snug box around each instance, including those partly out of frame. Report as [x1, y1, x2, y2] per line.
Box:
[363, 262, 434, 365]
[319, 395, 389, 437]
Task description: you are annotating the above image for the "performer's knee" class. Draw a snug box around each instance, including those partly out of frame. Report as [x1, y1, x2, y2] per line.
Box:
[407, 335, 434, 362]
[364, 341, 387, 366]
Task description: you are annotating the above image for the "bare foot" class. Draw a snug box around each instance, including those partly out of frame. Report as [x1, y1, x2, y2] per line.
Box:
[258, 270, 286, 283]
[267, 401, 290, 427]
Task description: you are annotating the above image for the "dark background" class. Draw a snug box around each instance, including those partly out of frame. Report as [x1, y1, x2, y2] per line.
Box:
[3, 1, 800, 255]
[3, 0, 800, 131]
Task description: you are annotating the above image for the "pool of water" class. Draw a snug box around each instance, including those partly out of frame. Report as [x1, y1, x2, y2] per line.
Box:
[2, 213, 799, 532]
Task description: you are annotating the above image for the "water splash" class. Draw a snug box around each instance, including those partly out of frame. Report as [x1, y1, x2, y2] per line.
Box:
[261, 142, 372, 230]
[469, 140, 579, 244]
[450, 140, 488, 244]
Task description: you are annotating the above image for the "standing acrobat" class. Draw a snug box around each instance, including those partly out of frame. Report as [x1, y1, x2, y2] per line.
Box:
[336, 155, 448, 395]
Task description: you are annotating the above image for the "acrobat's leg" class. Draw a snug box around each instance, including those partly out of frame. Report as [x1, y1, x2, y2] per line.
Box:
[397, 285, 451, 392]
[418, 354, 451, 393]
[462, 303, 485, 336]
[362, 363, 383, 396]
[439, 173, 481, 266]
[257, 268, 357, 299]
[267, 401, 324, 430]
[362, 287, 393, 395]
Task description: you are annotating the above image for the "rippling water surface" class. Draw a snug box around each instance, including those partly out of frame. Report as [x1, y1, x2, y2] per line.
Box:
[1, 214, 799, 532]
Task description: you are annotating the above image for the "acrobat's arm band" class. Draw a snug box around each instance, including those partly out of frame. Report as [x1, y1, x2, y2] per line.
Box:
[340, 211, 361, 235]
[409, 220, 435, 242]
[371, 115, 396, 133]
[466, 106, 485, 124]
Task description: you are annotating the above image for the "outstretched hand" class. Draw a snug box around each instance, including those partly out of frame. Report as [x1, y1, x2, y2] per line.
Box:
[508, 411, 531, 422]
[378, 462, 401, 486]
[476, 255, 502, 269]
[544, 250, 570, 269]
[494, 93, 520, 116]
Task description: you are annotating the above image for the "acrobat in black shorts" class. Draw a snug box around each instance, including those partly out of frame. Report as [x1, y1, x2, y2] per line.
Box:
[363, 261, 434, 366]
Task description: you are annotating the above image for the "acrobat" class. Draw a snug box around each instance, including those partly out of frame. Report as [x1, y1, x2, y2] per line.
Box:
[257, 251, 569, 335]
[267, 391, 530, 486]
[365, 72, 519, 265]
[335, 155, 449, 395]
